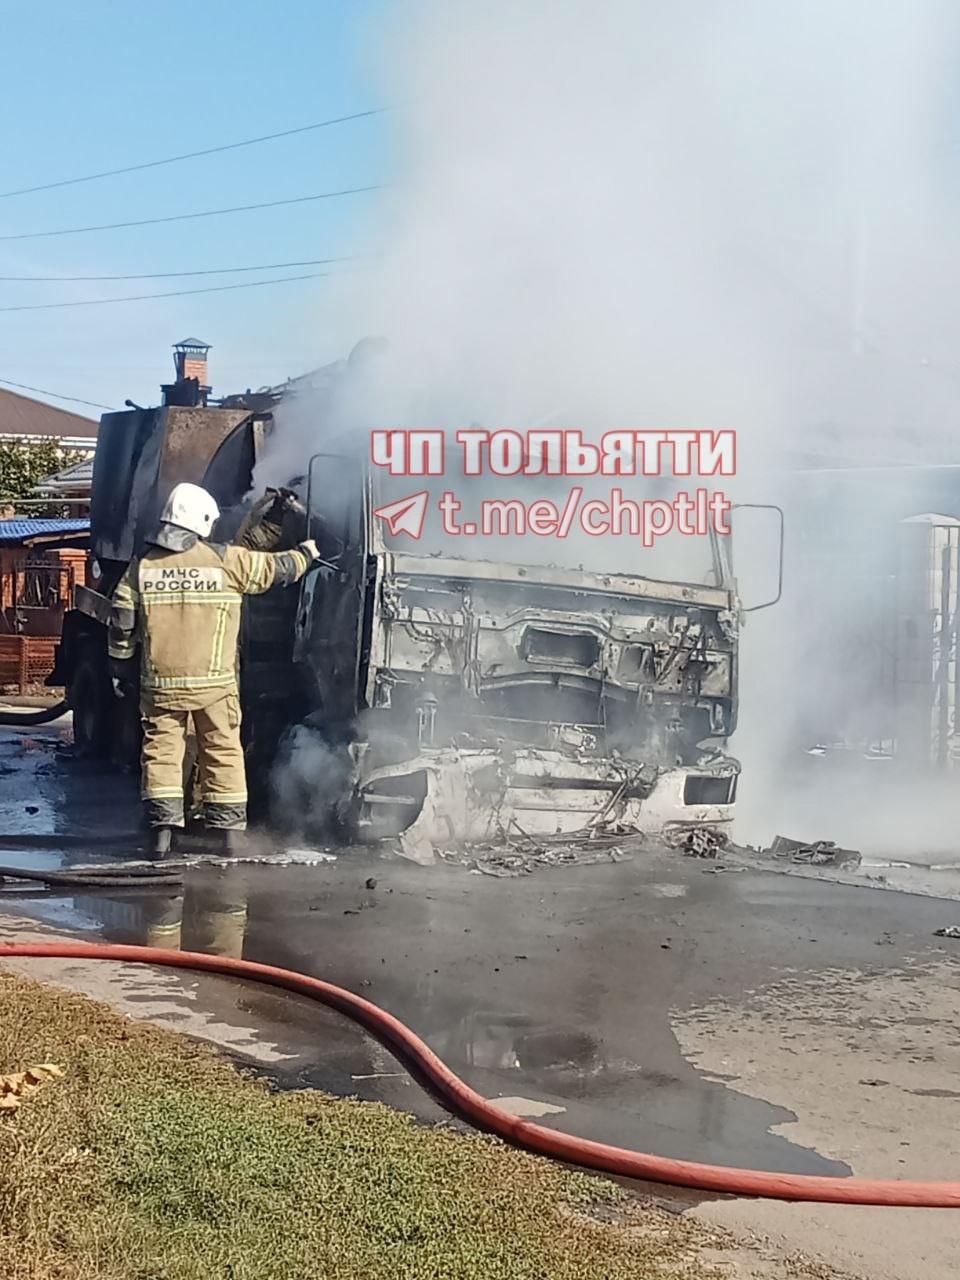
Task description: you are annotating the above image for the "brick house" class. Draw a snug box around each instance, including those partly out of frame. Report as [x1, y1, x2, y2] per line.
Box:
[0, 518, 91, 693]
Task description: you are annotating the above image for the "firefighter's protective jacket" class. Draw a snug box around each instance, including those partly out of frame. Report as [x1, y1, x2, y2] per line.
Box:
[108, 540, 309, 708]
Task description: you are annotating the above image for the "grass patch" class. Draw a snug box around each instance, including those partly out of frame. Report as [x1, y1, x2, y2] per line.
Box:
[0, 969, 718, 1280]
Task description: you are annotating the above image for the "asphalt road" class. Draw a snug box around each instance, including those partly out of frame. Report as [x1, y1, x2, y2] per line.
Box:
[2, 718, 959, 1277]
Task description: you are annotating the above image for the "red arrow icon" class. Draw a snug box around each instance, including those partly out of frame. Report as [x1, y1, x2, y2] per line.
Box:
[372, 490, 429, 539]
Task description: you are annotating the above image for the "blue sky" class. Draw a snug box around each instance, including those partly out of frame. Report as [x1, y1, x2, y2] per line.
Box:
[0, 1, 389, 417]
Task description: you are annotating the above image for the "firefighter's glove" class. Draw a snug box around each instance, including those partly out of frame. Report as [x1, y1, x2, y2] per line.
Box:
[298, 539, 322, 562]
[108, 657, 135, 700]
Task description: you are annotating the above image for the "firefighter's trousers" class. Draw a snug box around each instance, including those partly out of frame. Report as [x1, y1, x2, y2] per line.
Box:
[140, 689, 247, 830]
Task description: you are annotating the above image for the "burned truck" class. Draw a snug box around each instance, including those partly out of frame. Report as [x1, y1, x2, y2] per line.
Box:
[53, 386, 773, 856]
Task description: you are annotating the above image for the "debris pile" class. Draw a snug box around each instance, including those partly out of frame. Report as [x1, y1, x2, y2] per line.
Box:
[439, 832, 636, 878]
[0, 1062, 64, 1111]
[664, 827, 728, 858]
[767, 834, 861, 870]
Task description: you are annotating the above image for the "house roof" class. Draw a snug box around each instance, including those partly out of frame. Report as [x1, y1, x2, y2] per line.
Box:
[33, 457, 94, 493]
[0, 518, 90, 547]
[0, 386, 99, 442]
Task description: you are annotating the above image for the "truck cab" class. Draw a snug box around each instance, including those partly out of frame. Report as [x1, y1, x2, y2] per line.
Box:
[290, 451, 746, 858]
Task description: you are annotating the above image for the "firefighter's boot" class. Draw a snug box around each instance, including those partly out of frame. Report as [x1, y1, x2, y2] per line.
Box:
[219, 829, 245, 857]
[150, 826, 174, 859]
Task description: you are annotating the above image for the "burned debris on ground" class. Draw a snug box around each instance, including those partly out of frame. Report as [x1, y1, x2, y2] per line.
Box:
[437, 829, 638, 878]
[765, 834, 862, 870]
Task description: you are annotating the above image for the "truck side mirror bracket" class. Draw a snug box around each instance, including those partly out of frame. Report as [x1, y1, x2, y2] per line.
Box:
[731, 503, 784, 612]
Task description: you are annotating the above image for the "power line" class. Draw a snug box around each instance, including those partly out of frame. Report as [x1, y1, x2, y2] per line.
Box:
[0, 271, 331, 313]
[0, 185, 382, 242]
[0, 108, 387, 199]
[0, 376, 113, 410]
[0, 254, 371, 282]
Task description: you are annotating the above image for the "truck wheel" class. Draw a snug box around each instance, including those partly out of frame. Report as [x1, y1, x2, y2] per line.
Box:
[71, 654, 111, 758]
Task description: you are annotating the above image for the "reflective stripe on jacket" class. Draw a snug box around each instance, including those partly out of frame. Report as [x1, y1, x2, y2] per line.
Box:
[108, 540, 309, 696]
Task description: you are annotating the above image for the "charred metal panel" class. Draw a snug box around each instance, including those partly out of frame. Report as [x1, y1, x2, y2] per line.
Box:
[362, 559, 737, 770]
[386, 551, 732, 609]
[90, 406, 258, 569]
[90, 409, 165, 566]
[200, 420, 259, 509]
[159, 407, 254, 496]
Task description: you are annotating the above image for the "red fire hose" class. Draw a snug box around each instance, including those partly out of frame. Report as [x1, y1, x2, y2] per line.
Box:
[3, 940, 958, 1208]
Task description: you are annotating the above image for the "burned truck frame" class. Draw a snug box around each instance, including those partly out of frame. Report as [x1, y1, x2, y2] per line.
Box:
[296, 453, 745, 858]
[54, 398, 767, 854]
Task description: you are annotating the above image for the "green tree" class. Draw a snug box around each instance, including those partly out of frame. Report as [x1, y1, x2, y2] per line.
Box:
[0, 439, 88, 516]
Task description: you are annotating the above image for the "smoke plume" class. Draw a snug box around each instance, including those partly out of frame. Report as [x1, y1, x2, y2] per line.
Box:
[265, 1, 960, 857]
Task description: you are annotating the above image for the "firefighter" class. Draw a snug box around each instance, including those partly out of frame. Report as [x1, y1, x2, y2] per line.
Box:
[107, 482, 320, 856]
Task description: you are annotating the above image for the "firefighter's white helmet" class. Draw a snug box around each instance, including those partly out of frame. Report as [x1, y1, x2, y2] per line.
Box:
[160, 483, 220, 538]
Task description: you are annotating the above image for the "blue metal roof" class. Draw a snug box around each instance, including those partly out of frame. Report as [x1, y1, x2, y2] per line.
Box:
[0, 518, 90, 545]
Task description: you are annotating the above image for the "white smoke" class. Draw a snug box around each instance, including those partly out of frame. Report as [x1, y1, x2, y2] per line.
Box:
[333, 0, 960, 447]
[270, 724, 356, 838]
[263, 0, 960, 856]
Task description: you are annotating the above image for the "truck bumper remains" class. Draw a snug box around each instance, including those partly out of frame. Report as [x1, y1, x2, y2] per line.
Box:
[357, 747, 738, 864]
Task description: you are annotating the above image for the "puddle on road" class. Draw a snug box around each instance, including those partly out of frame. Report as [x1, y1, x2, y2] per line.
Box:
[0, 720, 855, 1182]
[1, 863, 850, 1181]
[0, 912, 301, 1069]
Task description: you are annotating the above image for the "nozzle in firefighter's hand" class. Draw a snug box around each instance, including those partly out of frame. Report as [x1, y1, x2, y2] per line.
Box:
[296, 539, 340, 574]
[278, 487, 305, 513]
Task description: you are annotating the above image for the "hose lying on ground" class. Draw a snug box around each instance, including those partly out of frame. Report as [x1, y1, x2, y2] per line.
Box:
[0, 866, 182, 889]
[0, 834, 143, 851]
[2, 940, 958, 1208]
[0, 701, 69, 727]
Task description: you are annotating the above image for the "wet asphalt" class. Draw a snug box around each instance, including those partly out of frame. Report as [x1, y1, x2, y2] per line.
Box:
[0, 717, 955, 1182]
